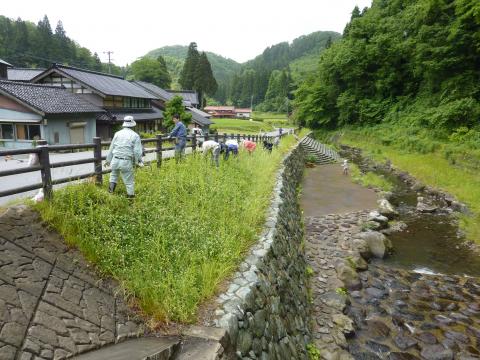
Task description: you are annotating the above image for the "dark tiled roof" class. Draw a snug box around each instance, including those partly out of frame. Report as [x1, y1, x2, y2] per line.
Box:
[0, 59, 12, 67]
[97, 106, 163, 122]
[167, 90, 199, 105]
[187, 107, 213, 126]
[7, 68, 45, 81]
[0, 80, 104, 114]
[34, 64, 157, 99]
[132, 81, 173, 102]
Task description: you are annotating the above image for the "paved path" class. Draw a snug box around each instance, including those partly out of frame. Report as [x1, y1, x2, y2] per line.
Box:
[301, 164, 378, 217]
[301, 163, 378, 358]
[0, 206, 144, 359]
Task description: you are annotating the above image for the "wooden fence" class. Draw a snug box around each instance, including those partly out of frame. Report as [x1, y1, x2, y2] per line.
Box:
[0, 132, 286, 200]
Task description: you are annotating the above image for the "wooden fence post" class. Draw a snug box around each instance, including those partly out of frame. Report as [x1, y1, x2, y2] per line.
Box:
[38, 140, 52, 199]
[215, 133, 219, 142]
[156, 134, 162, 168]
[192, 133, 197, 152]
[205, 133, 209, 141]
[223, 133, 227, 143]
[237, 133, 240, 142]
[93, 137, 102, 185]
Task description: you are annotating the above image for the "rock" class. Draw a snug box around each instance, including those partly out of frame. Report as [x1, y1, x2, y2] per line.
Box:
[412, 181, 425, 191]
[420, 344, 453, 360]
[360, 231, 393, 259]
[378, 199, 398, 219]
[353, 239, 372, 259]
[366, 340, 391, 354]
[416, 197, 438, 213]
[394, 333, 417, 350]
[365, 287, 386, 299]
[389, 352, 420, 360]
[335, 261, 362, 290]
[368, 211, 389, 224]
[417, 332, 438, 345]
[366, 319, 390, 338]
[381, 221, 407, 235]
[434, 315, 454, 325]
[351, 254, 368, 271]
[363, 221, 384, 231]
[321, 292, 347, 312]
[444, 330, 469, 344]
[332, 314, 355, 336]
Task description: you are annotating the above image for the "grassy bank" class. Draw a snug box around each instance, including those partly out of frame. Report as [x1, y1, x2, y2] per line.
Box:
[252, 111, 290, 127]
[211, 118, 274, 134]
[349, 163, 393, 192]
[35, 132, 305, 323]
[316, 126, 480, 242]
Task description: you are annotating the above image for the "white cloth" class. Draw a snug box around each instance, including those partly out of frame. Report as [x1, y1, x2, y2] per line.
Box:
[225, 139, 239, 147]
[201, 140, 220, 154]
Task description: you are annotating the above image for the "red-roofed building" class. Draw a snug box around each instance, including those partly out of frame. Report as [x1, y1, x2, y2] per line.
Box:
[204, 106, 235, 118]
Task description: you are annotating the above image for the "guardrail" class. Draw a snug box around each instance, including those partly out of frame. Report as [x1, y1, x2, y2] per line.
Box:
[0, 132, 286, 200]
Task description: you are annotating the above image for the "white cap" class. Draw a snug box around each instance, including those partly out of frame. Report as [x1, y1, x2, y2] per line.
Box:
[122, 115, 136, 128]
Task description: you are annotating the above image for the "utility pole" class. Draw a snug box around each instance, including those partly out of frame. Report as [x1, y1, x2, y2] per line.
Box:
[103, 51, 114, 74]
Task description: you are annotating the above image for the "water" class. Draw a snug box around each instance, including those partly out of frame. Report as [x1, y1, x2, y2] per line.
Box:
[342, 146, 480, 277]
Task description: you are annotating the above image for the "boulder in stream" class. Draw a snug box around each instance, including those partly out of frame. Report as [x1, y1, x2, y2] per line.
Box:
[378, 199, 398, 219]
[360, 231, 393, 259]
[368, 211, 389, 224]
[416, 196, 439, 213]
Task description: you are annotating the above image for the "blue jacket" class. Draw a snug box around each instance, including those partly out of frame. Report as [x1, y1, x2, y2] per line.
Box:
[169, 121, 187, 139]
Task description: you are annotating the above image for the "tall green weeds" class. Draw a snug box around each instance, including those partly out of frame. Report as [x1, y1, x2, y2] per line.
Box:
[35, 133, 303, 323]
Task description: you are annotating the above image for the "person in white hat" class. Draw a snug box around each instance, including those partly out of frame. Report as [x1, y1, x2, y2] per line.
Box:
[105, 116, 144, 198]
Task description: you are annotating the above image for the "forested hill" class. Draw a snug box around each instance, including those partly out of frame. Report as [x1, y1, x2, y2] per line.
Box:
[144, 31, 340, 108]
[225, 31, 340, 110]
[0, 15, 124, 75]
[145, 45, 241, 90]
[294, 0, 480, 132]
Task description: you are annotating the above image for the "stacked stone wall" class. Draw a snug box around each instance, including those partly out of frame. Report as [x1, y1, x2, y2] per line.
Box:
[213, 141, 311, 359]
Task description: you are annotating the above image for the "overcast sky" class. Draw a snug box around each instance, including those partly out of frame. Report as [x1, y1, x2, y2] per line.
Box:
[3, 0, 372, 66]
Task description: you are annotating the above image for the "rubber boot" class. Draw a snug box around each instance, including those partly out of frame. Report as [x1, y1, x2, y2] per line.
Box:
[108, 182, 116, 193]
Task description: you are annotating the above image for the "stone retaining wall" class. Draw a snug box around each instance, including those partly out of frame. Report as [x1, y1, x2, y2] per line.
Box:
[212, 141, 311, 359]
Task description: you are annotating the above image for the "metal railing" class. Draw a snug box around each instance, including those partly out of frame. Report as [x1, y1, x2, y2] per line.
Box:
[0, 132, 286, 200]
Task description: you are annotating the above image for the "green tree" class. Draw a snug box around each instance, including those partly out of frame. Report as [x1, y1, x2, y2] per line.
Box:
[130, 56, 171, 88]
[179, 42, 199, 89]
[294, 0, 480, 131]
[194, 52, 218, 107]
[163, 95, 192, 130]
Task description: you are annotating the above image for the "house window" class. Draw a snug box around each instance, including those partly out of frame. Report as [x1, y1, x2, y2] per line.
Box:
[0, 123, 14, 140]
[104, 96, 114, 108]
[16, 124, 41, 140]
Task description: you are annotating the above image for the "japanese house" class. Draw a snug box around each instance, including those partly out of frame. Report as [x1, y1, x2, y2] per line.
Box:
[0, 80, 103, 148]
[31, 64, 162, 140]
[133, 81, 212, 133]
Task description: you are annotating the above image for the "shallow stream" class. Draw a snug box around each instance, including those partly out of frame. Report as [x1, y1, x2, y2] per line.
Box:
[340, 147, 480, 359]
